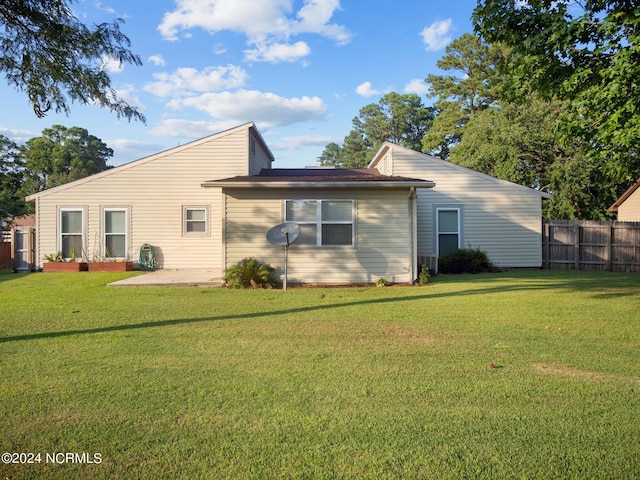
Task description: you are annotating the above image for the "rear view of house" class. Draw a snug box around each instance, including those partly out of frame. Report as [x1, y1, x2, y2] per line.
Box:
[27, 122, 550, 284]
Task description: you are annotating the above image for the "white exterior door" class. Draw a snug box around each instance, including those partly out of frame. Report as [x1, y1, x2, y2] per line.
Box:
[14, 227, 35, 271]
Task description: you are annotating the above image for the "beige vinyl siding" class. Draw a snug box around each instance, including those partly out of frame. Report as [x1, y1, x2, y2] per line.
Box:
[248, 129, 273, 175]
[30, 125, 253, 271]
[617, 189, 640, 221]
[223, 188, 414, 284]
[384, 145, 545, 268]
[374, 148, 393, 176]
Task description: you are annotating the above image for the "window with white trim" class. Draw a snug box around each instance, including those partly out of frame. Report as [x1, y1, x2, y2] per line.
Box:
[436, 207, 461, 257]
[60, 208, 84, 259]
[285, 200, 354, 246]
[104, 208, 128, 258]
[183, 206, 209, 235]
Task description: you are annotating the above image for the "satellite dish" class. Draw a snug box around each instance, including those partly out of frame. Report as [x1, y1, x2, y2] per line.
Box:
[266, 222, 300, 290]
[266, 222, 300, 247]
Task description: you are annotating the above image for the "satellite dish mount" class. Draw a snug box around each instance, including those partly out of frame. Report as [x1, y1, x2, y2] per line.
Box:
[266, 222, 300, 290]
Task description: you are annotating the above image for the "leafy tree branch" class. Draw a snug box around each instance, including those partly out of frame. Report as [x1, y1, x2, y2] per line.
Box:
[0, 0, 145, 121]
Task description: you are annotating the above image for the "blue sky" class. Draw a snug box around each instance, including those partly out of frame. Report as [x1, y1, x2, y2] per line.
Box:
[0, 0, 478, 168]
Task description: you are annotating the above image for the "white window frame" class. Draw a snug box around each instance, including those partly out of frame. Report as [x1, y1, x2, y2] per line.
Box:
[435, 206, 462, 257]
[284, 199, 355, 247]
[102, 207, 129, 259]
[183, 206, 209, 236]
[58, 207, 86, 260]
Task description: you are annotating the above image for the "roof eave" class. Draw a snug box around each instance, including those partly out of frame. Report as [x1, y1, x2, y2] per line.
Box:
[609, 177, 640, 212]
[368, 142, 392, 169]
[201, 180, 435, 189]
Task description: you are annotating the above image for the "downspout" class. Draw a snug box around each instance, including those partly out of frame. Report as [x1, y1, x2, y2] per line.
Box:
[221, 188, 227, 277]
[409, 187, 417, 282]
[34, 197, 40, 270]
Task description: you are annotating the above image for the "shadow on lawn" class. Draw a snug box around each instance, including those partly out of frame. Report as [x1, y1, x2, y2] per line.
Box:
[0, 271, 26, 283]
[5, 294, 434, 343]
[2, 271, 637, 344]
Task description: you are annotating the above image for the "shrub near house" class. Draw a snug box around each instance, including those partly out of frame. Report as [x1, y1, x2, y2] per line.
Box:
[438, 248, 493, 274]
[42, 251, 88, 272]
[223, 257, 275, 288]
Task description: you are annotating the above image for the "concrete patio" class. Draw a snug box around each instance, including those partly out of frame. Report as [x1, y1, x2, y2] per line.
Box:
[108, 269, 223, 287]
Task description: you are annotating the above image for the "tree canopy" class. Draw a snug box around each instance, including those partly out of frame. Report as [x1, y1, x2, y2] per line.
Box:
[0, 125, 113, 218]
[0, 135, 24, 217]
[321, 21, 635, 219]
[449, 95, 618, 219]
[0, 0, 145, 121]
[473, 0, 640, 183]
[422, 33, 505, 158]
[321, 93, 434, 168]
[21, 125, 113, 194]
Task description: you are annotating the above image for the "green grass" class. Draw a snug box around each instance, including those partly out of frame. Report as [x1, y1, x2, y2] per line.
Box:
[1, 270, 639, 479]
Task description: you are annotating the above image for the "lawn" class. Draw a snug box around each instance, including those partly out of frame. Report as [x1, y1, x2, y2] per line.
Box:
[1, 270, 639, 479]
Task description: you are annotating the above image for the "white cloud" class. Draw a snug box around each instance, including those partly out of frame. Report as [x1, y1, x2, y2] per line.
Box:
[94, 2, 116, 14]
[144, 65, 248, 97]
[0, 126, 38, 144]
[149, 119, 243, 138]
[115, 85, 146, 112]
[148, 54, 166, 66]
[157, 0, 351, 63]
[213, 43, 227, 55]
[158, 0, 289, 40]
[101, 55, 124, 73]
[355, 81, 380, 97]
[273, 134, 339, 151]
[420, 19, 453, 51]
[291, 0, 351, 45]
[403, 79, 431, 95]
[169, 90, 327, 127]
[245, 41, 311, 63]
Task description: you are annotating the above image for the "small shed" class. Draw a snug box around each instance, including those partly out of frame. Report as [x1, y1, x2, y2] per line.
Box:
[0, 215, 36, 271]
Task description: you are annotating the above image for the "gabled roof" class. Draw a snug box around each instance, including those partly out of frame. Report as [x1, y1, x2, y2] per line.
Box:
[609, 177, 640, 212]
[202, 167, 434, 189]
[370, 142, 552, 199]
[26, 122, 271, 201]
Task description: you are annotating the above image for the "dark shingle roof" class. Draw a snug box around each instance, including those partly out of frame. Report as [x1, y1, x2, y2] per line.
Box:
[202, 168, 434, 189]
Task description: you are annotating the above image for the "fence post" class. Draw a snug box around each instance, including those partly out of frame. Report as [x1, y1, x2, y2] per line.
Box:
[543, 220, 550, 269]
[607, 223, 613, 272]
[574, 223, 580, 270]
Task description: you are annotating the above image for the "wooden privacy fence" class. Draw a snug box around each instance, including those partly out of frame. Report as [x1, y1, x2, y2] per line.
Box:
[0, 241, 10, 269]
[543, 219, 640, 272]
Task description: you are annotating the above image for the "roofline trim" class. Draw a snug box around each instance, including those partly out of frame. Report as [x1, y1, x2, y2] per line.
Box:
[26, 122, 260, 201]
[249, 124, 275, 163]
[609, 177, 640, 212]
[201, 180, 435, 189]
[370, 142, 553, 199]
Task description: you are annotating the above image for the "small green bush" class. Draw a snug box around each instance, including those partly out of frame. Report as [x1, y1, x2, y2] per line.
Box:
[224, 257, 275, 288]
[43, 251, 63, 262]
[438, 248, 493, 274]
[418, 265, 431, 285]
